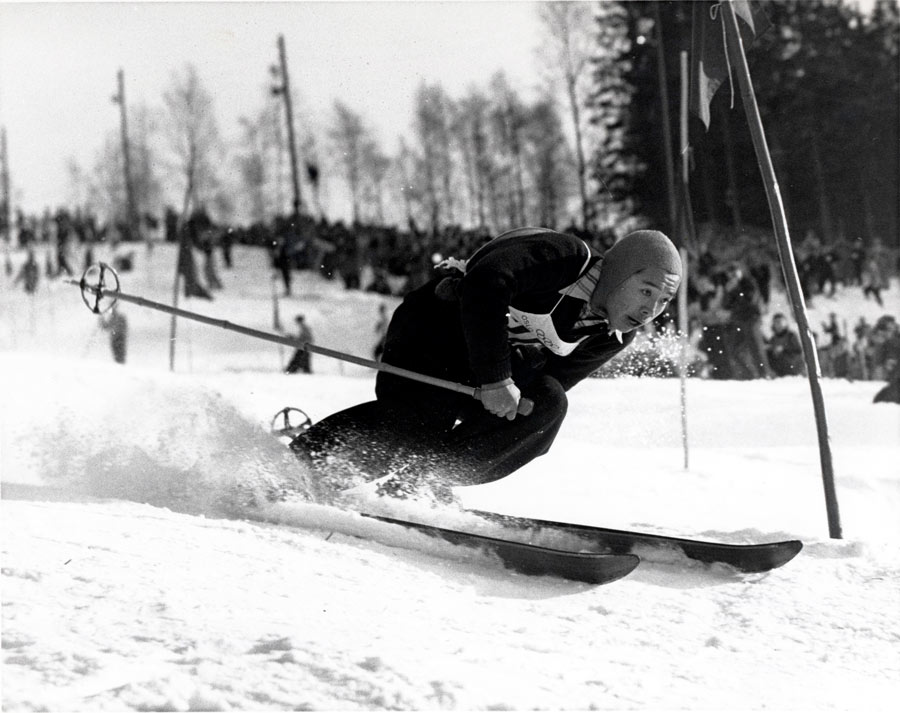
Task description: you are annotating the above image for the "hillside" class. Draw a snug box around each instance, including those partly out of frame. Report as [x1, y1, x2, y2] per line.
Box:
[2, 242, 899, 711]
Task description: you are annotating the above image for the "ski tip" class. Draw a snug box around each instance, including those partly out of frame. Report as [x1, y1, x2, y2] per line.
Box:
[770, 538, 804, 569]
[598, 553, 641, 585]
[729, 539, 804, 573]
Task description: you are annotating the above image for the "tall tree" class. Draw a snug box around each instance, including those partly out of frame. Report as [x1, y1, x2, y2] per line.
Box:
[236, 111, 272, 224]
[360, 139, 391, 225]
[412, 82, 456, 232]
[129, 104, 163, 225]
[587, 0, 641, 232]
[747, 0, 898, 245]
[396, 136, 423, 229]
[489, 72, 529, 228]
[329, 100, 370, 224]
[452, 89, 493, 229]
[537, 1, 597, 229]
[522, 97, 573, 229]
[85, 132, 127, 230]
[161, 64, 223, 219]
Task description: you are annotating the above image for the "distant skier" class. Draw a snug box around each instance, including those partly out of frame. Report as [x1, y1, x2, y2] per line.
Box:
[290, 228, 682, 501]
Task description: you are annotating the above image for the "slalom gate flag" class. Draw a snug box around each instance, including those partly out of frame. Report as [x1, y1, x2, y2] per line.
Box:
[689, 1, 771, 129]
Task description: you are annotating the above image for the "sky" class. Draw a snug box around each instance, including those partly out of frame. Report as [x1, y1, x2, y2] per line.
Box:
[2, 241, 899, 710]
[0, 1, 545, 217]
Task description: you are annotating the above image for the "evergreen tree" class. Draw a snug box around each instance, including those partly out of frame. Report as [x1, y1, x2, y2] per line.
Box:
[587, 0, 642, 233]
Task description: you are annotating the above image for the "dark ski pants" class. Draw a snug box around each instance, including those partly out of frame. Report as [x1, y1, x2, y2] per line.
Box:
[291, 373, 569, 489]
[291, 274, 569, 492]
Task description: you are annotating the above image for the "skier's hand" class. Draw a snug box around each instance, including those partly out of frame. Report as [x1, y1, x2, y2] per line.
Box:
[479, 379, 521, 420]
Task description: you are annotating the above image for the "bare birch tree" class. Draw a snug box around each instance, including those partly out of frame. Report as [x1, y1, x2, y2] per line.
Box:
[360, 139, 391, 225]
[129, 104, 163, 226]
[412, 82, 456, 232]
[523, 97, 573, 229]
[452, 89, 493, 229]
[161, 64, 223, 220]
[329, 100, 369, 224]
[236, 112, 271, 224]
[489, 72, 529, 228]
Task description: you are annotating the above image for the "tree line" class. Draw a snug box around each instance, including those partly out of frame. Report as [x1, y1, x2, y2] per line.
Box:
[61, 0, 898, 248]
[617, 0, 899, 249]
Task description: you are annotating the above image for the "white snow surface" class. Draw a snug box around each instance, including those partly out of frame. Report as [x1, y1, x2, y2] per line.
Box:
[2, 244, 899, 712]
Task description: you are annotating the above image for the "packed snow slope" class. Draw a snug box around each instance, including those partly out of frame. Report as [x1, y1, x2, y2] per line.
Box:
[2, 243, 899, 711]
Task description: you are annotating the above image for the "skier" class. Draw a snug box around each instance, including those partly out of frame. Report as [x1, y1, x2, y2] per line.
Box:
[291, 227, 682, 501]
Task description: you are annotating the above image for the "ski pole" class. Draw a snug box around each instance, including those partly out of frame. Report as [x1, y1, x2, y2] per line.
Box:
[68, 264, 533, 416]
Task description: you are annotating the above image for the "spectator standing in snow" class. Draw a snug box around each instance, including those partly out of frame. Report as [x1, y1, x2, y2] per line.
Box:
[721, 261, 772, 379]
[54, 208, 75, 277]
[869, 316, 900, 381]
[285, 314, 314, 374]
[766, 313, 804, 377]
[13, 247, 40, 294]
[861, 256, 886, 307]
[373, 302, 390, 361]
[694, 271, 732, 379]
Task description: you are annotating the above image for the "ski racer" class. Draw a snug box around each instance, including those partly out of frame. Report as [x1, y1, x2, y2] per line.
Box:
[291, 227, 683, 501]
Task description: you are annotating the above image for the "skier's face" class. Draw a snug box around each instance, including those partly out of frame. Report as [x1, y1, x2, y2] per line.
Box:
[597, 267, 680, 333]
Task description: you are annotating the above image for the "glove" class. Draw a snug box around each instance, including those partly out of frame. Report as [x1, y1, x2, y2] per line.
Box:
[479, 378, 521, 420]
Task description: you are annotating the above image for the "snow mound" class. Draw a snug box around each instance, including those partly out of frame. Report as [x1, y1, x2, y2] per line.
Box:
[2, 353, 314, 516]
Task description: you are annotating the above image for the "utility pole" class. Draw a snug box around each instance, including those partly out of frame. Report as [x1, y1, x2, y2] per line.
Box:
[1, 126, 10, 243]
[273, 35, 303, 218]
[112, 68, 140, 244]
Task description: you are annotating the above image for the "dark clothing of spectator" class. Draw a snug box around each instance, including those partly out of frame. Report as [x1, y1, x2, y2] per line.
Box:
[14, 251, 39, 294]
[176, 220, 212, 300]
[767, 326, 804, 377]
[722, 269, 771, 379]
[286, 317, 314, 374]
[873, 370, 900, 404]
[862, 258, 886, 307]
[373, 304, 390, 361]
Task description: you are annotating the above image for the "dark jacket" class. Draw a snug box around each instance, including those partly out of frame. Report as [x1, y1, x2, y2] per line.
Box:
[722, 275, 763, 324]
[376, 228, 632, 402]
[461, 228, 633, 388]
[767, 329, 804, 376]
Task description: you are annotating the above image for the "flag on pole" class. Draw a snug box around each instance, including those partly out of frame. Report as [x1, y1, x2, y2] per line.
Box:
[689, 1, 771, 129]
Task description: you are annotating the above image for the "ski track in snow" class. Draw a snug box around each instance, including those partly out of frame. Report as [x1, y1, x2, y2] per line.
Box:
[2, 244, 900, 711]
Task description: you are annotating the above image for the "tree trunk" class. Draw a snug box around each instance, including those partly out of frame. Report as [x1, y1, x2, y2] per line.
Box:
[811, 135, 833, 243]
[719, 104, 743, 232]
[567, 76, 590, 229]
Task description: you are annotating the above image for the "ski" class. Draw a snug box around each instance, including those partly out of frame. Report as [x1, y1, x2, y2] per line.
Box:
[362, 514, 640, 585]
[272, 407, 799, 575]
[466, 510, 803, 573]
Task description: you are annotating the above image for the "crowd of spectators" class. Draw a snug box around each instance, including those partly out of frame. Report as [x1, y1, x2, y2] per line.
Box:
[5, 205, 897, 391]
[682, 225, 898, 386]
